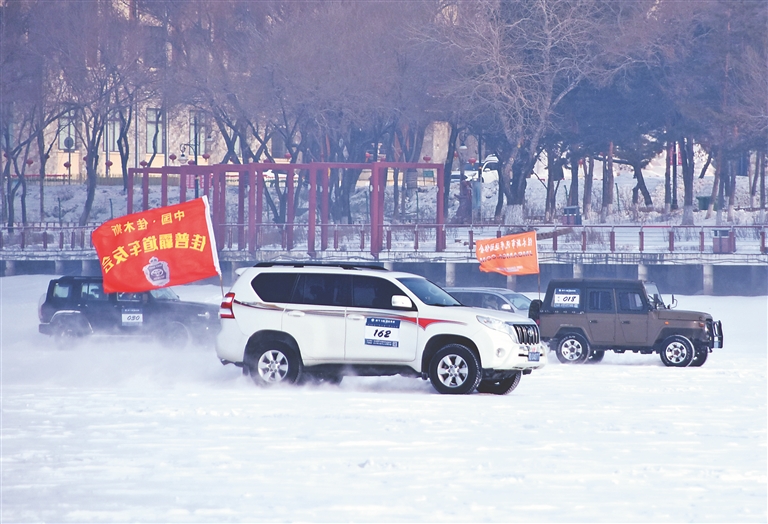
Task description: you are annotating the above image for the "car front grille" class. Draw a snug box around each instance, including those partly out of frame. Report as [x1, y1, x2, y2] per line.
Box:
[510, 323, 540, 345]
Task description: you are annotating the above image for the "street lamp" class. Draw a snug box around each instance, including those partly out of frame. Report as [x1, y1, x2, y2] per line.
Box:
[63, 136, 74, 184]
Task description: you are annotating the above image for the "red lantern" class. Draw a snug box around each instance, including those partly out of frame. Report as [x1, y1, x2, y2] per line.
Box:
[188, 160, 195, 165]
[365, 152, 372, 161]
[423, 156, 431, 162]
[454, 151, 459, 158]
[140, 160, 148, 167]
[169, 154, 177, 162]
[202, 153, 210, 160]
[26, 159, 34, 166]
[63, 162, 71, 169]
[105, 160, 113, 167]
[468, 157, 477, 165]
[284, 152, 292, 160]
[83, 155, 89, 162]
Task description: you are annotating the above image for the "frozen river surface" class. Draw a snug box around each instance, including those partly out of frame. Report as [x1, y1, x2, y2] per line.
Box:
[1, 275, 766, 522]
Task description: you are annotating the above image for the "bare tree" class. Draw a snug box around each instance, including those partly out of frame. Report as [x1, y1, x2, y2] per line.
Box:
[431, 0, 616, 223]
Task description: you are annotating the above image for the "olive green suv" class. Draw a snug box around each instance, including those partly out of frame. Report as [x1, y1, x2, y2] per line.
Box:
[528, 279, 723, 367]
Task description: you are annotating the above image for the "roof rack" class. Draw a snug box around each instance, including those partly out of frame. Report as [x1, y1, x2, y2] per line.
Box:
[253, 262, 388, 271]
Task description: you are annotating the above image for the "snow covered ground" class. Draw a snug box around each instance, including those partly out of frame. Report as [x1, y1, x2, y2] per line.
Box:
[1, 275, 765, 522]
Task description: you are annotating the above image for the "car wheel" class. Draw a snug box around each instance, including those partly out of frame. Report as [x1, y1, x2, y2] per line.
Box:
[476, 371, 521, 395]
[160, 321, 191, 349]
[247, 342, 301, 386]
[556, 333, 591, 364]
[659, 335, 694, 367]
[586, 350, 605, 364]
[689, 345, 709, 367]
[428, 344, 481, 395]
[53, 321, 84, 349]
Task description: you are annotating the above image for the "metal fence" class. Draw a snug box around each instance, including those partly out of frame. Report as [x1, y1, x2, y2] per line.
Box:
[1, 223, 765, 259]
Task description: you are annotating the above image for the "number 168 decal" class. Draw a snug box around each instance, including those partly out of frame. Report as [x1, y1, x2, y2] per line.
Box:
[364, 318, 400, 347]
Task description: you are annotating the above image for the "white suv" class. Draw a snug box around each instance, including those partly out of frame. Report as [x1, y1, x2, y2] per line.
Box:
[216, 263, 547, 395]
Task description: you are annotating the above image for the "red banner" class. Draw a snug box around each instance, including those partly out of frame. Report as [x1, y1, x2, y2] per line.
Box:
[92, 197, 221, 293]
[476, 231, 539, 276]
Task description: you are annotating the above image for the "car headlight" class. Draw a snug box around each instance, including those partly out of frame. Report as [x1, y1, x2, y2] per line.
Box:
[477, 315, 514, 337]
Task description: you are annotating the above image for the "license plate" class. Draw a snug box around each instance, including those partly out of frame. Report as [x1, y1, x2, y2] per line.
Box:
[122, 309, 143, 326]
[528, 352, 540, 362]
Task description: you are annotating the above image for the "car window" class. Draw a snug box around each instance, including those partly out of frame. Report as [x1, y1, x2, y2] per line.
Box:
[502, 293, 532, 310]
[293, 273, 351, 307]
[587, 289, 614, 312]
[149, 288, 179, 301]
[251, 273, 297, 303]
[398, 278, 460, 306]
[643, 282, 666, 309]
[352, 276, 403, 310]
[480, 293, 506, 310]
[618, 291, 645, 312]
[450, 292, 477, 307]
[52, 283, 71, 299]
[81, 282, 107, 301]
[117, 292, 142, 302]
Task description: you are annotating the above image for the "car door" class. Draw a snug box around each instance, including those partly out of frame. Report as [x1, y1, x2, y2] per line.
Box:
[79, 281, 118, 332]
[585, 288, 616, 346]
[616, 289, 649, 346]
[281, 273, 349, 361]
[344, 275, 418, 362]
[115, 292, 146, 332]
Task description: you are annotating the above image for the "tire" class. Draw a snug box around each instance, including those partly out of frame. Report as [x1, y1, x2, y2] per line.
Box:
[428, 344, 481, 395]
[53, 320, 86, 349]
[586, 350, 605, 364]
[159, 321, 191, 349]
[689, 345, 709, 367]
[659, 335, 695, 367]
[555, 333, 591, 364]
[476, 371, 521, 395]
[247, 341, 302, 386]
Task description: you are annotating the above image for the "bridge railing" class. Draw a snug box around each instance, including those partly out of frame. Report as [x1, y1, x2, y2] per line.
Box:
[1, 223, 766, 258]
[0, 223, 98, 253]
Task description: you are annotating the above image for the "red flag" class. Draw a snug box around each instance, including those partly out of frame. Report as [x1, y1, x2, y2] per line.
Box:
[92, 197, 221, 293]
[476, 231, 539, 276]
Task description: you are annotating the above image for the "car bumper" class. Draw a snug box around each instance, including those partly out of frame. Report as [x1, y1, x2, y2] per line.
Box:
[710, 319, 724, 349]
[478, 329, 548, 371]
[215, 320, 249, 363]
[39, 323, 54, 335]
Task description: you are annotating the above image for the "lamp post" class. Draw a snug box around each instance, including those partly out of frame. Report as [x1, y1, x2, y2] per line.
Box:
[458, 144, 468, 182]
[175, 115, 205, 198]
[63, 136, 74, 184]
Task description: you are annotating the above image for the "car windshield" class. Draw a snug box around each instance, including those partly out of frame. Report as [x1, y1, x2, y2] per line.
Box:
[643, 282, 665, 309]
[398, 278, 461, 307]
[501, 292, 532, 310]
[150, 288, 180, 301]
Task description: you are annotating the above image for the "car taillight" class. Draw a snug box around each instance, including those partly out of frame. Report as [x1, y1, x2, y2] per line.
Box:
[220, 292, 236, 319]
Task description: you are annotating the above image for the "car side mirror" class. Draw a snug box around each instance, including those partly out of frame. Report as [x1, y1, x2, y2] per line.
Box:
[528, 299, 542, 321]
[500, 303, 512, 311]
[391, 295, 413, 309]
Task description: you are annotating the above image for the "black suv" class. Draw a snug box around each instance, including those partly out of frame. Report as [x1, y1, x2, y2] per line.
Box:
[529, 278, 723, 367]
[38, 276, 219, 348]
